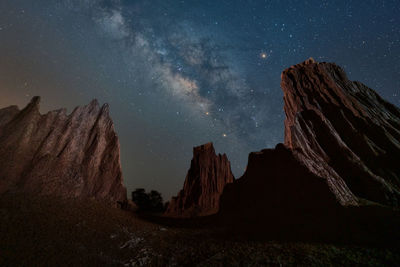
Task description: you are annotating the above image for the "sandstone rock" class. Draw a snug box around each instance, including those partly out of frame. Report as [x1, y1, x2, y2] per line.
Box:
[0, 97, 127, 204]
[165, 143, 234, 217]
[281, 58, 400, 207]
[219, 59, 400, 236]
[0, 105, 19, 127]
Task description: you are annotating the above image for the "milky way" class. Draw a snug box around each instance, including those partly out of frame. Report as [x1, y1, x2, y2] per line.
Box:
[1, 0, 399, 199]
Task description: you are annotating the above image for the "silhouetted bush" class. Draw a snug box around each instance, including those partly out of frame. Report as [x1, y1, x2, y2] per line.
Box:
[131, 188, 165, 213]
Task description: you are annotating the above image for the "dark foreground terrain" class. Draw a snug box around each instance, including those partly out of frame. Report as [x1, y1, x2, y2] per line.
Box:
[1, 194, 399, 266]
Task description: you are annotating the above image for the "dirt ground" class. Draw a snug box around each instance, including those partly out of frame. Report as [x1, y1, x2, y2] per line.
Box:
[1, 193, 399, 266]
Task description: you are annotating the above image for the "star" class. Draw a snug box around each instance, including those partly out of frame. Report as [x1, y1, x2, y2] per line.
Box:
[260, 52, 267, 59]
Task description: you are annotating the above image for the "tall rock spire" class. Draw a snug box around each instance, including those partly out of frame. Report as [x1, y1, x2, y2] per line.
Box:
[165, 142, 234, 217]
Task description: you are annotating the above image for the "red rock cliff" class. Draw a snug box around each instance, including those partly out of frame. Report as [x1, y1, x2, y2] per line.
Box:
[0, 97, 127, 203]
[165, 142, 234, 217]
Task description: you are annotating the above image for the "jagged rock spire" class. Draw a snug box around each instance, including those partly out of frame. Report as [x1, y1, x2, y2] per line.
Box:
[0, 97, 127, 203]
[165, 142, 234, 217]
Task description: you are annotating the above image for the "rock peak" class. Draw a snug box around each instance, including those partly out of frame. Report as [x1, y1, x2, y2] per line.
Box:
[100, 103, 110, 116]
[304, 57, 316, 64]
[193, 142, 215, 154]
[24, 96, 41, 112]
[89, 98, 99, 107]
[165, 142, 234, 217]
[30, 96, 41, 105]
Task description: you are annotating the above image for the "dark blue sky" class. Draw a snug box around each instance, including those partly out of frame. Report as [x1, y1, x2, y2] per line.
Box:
[1, 0, 399, 199]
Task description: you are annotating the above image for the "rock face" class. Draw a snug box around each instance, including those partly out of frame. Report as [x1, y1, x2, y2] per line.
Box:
[165, 143, 234, 217]
[219, 59, 400, 237]
[282, 58, 400, 207]
[0, 96, 127, 203]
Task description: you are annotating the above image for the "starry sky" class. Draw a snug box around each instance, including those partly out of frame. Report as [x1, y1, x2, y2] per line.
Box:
[1, 0, 399, 199]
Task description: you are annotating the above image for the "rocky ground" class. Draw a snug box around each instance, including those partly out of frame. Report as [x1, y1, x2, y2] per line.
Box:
[0, 193, 399, 266]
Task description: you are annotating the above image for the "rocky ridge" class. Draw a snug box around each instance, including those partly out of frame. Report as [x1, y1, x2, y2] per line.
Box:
[0, 96, 127, 203]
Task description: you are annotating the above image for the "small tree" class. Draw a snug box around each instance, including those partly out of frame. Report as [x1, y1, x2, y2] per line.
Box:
[132, 188, 150, 211]
[148, 190, 164, 212]
[131, 188, 165, 213]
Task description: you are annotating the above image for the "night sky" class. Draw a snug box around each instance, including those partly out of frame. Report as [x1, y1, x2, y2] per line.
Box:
[1, 0, 399, 199]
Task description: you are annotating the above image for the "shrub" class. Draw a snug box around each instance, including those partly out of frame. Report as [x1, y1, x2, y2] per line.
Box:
[131, 188, 165, 213]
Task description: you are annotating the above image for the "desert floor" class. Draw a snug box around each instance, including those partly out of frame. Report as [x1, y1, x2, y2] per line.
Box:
[1, 193, 399, 266]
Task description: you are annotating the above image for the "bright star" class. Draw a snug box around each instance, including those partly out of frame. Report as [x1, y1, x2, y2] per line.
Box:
[260, 53, 267, 59]
[222, 133, 227, 137]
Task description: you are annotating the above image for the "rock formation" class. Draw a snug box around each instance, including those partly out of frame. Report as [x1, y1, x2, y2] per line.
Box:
[165, 143, 234, 217]
[281, 58, 400, 207]
[219, 59, 400, 239]
[0, 96, 127, 204]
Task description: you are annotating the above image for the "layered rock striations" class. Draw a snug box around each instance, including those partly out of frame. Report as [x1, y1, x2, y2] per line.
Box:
[281, 58, 400, 207]
[165, 143, 234, 217]
[0, 96, 127, 203]
[219, 59, 400, 236]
